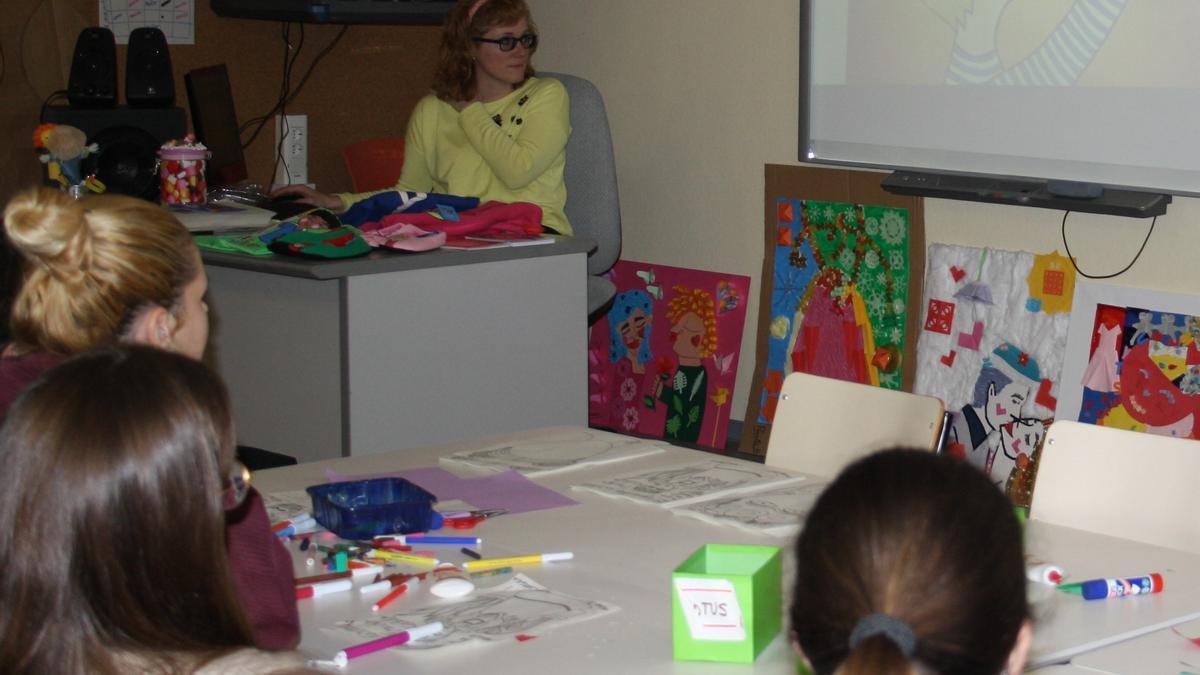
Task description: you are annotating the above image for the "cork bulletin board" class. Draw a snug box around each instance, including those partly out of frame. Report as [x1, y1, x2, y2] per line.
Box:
[3, 0, 442, 200]
[739, 164, 926, 457]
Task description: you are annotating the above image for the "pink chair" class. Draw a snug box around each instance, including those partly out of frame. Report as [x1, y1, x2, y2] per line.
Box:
[341, 137, 405, 192]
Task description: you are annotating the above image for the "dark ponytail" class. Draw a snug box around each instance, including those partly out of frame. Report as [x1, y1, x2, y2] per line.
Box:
[791, 449, 1029, 675]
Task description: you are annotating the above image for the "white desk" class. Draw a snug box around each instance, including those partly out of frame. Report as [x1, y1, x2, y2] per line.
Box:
[202, 239, 592, 463]
[1069, 616, 1200, 673]
[252, 426, 1200, 673]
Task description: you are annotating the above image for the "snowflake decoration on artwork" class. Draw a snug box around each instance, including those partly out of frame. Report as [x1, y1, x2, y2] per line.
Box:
[880, 210, 906, 245]
[864, 216, 879, 236]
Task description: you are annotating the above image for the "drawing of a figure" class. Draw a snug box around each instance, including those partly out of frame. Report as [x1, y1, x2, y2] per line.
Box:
[926, 0, 1128, 85]
[1098, 339, 1200, 438]
[658, 287, 718, 443]
[1081, 321, 1121, 393]
[989, 417, 1045, 492]
[947, 343, 1044, 487]
[605, 290, 656, 433]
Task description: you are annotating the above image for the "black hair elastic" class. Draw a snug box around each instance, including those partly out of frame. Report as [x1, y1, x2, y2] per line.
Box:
[848, 613, 917, 658]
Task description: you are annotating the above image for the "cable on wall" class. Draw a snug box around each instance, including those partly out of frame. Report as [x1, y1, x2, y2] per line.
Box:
[1060, 210, 1156, 280]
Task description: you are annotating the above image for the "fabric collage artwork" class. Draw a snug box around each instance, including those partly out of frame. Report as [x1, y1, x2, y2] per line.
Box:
[587, 260, 750, 450]
[751, 199, 912, 430]
[913, 245, 1072, 507]
[1077, 304, 1200, 439]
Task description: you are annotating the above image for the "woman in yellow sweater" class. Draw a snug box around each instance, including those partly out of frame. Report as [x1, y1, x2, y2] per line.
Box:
[277, 0, 572, 235]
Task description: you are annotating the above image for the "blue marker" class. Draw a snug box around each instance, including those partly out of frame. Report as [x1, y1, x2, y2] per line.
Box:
[1081, 573, 1163, 600]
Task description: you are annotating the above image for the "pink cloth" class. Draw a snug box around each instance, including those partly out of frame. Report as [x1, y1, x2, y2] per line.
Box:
[366, 200, 543, 239]
[1081, 324, 1120, 392]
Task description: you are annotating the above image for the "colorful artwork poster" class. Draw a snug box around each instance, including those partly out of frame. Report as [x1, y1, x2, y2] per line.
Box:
[1076, 304, 1200, 438]
[752, 200, 911, 429]
[587, 260, 751, 450]
[913, 245, 1072, 505]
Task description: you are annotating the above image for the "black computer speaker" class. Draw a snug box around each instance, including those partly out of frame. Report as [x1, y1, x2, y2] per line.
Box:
[67, 27, 118, 109]
[126, 27, 175, 108]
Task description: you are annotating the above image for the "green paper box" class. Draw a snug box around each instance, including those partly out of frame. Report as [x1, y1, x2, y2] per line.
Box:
[672, 543, 783, 663]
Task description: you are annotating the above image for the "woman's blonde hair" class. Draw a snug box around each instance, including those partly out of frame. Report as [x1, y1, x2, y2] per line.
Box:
[432, 0, 537, 102]
[3, 187, 196, 355]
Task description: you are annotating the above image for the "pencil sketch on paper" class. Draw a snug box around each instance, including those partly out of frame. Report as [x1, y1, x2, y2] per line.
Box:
[672, 480, 829, 537]
[440, 428, 666, 476]
[261, 489, 313, 523]
[322, 574, 617, 649]
[572, 459, 802, 508]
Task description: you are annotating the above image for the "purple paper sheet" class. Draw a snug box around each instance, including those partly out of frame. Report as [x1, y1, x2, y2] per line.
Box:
[323, 466, 578, 515]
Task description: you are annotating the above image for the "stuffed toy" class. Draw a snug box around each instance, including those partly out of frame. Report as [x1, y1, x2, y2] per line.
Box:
[33, 123, 101, 192]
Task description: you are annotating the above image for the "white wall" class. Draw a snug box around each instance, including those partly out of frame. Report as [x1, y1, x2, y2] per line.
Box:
[530, 0, 1200, 422]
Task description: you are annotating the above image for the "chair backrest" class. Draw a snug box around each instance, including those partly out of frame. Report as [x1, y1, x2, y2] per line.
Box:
[341, 137, 405, 193]
[1030, 420, 1200, 553]
[539, 72, 621, 278]
[765, 371, 946, 478]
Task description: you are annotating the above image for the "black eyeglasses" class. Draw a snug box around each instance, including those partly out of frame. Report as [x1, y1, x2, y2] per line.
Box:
[472, 33, 538, 52]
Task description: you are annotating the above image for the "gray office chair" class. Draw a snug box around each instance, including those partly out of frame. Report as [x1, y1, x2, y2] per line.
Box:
[541, 72, 622, 319]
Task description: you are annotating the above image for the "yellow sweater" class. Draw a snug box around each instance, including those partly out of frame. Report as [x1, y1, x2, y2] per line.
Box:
[342, 77, 572, 235]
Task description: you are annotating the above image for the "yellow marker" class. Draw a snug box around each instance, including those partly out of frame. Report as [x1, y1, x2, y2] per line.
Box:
[368, 549, 439, 567]
[462, 552, 574, 572]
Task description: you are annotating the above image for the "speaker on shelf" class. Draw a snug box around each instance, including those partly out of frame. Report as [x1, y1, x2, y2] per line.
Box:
[67, 27, 118, 109]
[126, 27, 176, 108]
[41, 106, 187, 202]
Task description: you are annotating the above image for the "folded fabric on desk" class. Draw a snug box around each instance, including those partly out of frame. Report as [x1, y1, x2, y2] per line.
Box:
[340, 190, 480, 227]
[368, 200, 543, 240]
[360, 222, 447, 252]
[267, 226, 371, 259]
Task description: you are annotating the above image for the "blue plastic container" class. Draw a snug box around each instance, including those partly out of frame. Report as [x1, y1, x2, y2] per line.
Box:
[306, 478, 437, 539]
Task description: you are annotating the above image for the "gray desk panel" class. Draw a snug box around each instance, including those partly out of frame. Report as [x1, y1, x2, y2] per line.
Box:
[205, 265, 344, 464]
[344, 252, 588, 455]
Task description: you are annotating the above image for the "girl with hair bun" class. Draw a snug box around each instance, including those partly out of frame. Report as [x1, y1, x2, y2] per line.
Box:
[791, 449, 1033, 675]
[0, 186, 300, 651]
[0, 346, 313, 674]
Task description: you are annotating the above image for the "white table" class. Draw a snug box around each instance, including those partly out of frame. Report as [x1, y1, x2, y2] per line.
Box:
[202, 239, 592, 463]
[252, 426, 1200, 673]
[1068, 616, 1200, 673]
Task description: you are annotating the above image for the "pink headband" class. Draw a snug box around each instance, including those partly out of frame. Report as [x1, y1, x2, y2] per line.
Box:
[467, 0, 489, 22]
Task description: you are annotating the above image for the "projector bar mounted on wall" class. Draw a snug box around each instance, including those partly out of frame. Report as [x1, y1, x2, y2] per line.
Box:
[210, 0, 454, 25]
[881, 171, 1171, 219]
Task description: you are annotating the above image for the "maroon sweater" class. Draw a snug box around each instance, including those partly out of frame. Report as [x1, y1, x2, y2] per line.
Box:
[0, 349, 300, 650]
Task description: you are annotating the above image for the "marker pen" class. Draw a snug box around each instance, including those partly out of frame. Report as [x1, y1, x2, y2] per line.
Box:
[468, 566, 513, 579]
[295, 578, 353, 599]
[371, 576, 420, 612]
[393, 535, 483, 546]
[359, 573, 420, 595]
[293, 570, 352, 586]
[332, 621, 444, 667]
[1081, 573, 1164, 600]
[367, 549, 439, 567]
[462, 552, 573, 572]
[1025, 564, 1064, 586]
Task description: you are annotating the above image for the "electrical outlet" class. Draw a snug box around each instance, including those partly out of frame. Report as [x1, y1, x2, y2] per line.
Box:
[274, 114, 308, 186]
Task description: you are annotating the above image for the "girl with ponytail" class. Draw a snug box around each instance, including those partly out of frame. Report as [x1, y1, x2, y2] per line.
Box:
[791, 449, 1032, 675]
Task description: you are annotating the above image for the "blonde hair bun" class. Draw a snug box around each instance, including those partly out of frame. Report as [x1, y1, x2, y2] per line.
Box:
[3, 187, 91, 268]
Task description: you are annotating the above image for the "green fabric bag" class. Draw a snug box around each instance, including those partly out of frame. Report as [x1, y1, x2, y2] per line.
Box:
[267, 226, 371, 259]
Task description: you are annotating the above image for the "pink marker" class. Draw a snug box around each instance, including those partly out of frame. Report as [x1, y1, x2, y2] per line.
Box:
[333, 621, 444, 666]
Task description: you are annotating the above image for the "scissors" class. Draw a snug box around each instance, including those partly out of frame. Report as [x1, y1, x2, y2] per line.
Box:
[442, 508, 507, 530]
